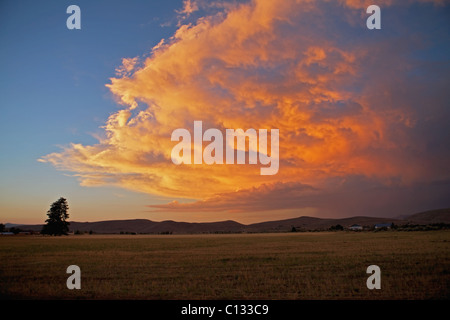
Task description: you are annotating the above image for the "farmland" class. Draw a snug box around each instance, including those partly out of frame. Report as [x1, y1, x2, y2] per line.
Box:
[0, 230, 449, 299]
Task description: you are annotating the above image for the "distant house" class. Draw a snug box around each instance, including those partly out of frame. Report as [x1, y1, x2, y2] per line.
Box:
[349, 224, 363, 231]
[375, 223, 392, 229]
[0, 232, 14, 235]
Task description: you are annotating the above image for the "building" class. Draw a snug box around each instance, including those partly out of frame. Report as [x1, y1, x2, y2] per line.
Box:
[374, 223, 392, 229]
[349, 224, 363, 231]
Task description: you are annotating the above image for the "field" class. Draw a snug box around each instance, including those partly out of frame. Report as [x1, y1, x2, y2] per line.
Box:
[0, 231, 449, 299]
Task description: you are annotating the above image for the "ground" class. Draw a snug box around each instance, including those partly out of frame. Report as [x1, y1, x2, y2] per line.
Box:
[0, 230, 449, 299]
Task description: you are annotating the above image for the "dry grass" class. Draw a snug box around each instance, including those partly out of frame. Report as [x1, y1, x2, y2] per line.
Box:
[0, 231, 449, 299]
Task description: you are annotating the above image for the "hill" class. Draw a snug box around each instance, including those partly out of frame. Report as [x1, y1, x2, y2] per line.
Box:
[11, 208, 449, 234]
[13, 219, 246, 234]
[406, 208, 450, 224]
[243, 216, 406, 232]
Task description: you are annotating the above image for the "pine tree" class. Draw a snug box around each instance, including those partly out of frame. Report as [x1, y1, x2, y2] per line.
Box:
[41, 197, 70, 236]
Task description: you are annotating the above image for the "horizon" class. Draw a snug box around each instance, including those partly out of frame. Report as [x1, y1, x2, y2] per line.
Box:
[1, 0, 450, 225]
[6, 207, 449, 227]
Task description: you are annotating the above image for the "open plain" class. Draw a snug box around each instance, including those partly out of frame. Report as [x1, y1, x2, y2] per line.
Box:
[1, 230, 449, 299]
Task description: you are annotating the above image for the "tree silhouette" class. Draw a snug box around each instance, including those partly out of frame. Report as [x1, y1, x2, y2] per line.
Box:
[329, 224, 344, 231]
[41, 197, 70, 236]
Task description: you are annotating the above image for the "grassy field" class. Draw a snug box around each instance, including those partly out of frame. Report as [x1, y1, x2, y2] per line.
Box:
[0, 231, 449, 299]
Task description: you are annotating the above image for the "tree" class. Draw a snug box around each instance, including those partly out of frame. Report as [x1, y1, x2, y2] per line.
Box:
[9, 227, 22, 234]
[329, 224, 344, 231]
[0, 223, 5, 232]
[41, 197, 70, 236]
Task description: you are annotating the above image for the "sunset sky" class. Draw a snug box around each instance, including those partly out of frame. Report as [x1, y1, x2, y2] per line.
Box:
[1, 0, 449, 225]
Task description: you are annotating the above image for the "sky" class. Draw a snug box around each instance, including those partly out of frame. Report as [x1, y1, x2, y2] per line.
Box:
[1, 0, 449, 225]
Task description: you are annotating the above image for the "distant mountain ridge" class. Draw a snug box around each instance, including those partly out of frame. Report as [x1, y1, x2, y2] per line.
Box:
[11, 208, 450, 234]
[406, 208, 450, 224]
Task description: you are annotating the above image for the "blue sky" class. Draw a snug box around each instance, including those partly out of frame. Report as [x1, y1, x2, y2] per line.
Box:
[0, 0, 183, 224]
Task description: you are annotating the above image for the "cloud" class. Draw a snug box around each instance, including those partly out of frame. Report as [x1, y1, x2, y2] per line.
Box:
[147, 176, 450, 218]
[41, 0, 450, 218]
[114, 57, 140, 77]
[177, 0, 199, 17]
[147, 181, 319, 213]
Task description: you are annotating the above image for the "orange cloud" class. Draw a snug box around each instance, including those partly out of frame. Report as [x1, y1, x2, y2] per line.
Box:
[41, 0, 450, 218]
[177, 0, 199, 16]
[115, 57, 139, 77]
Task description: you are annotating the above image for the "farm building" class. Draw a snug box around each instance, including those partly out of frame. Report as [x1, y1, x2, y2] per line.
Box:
[374, 223, 393, 229]
[348, 224, 363, 231]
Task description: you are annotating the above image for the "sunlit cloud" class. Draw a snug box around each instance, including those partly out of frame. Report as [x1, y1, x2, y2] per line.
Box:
[40, 0, 450, 218]
[115, 57, 140, 77]
[176, 0, 199, 17]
